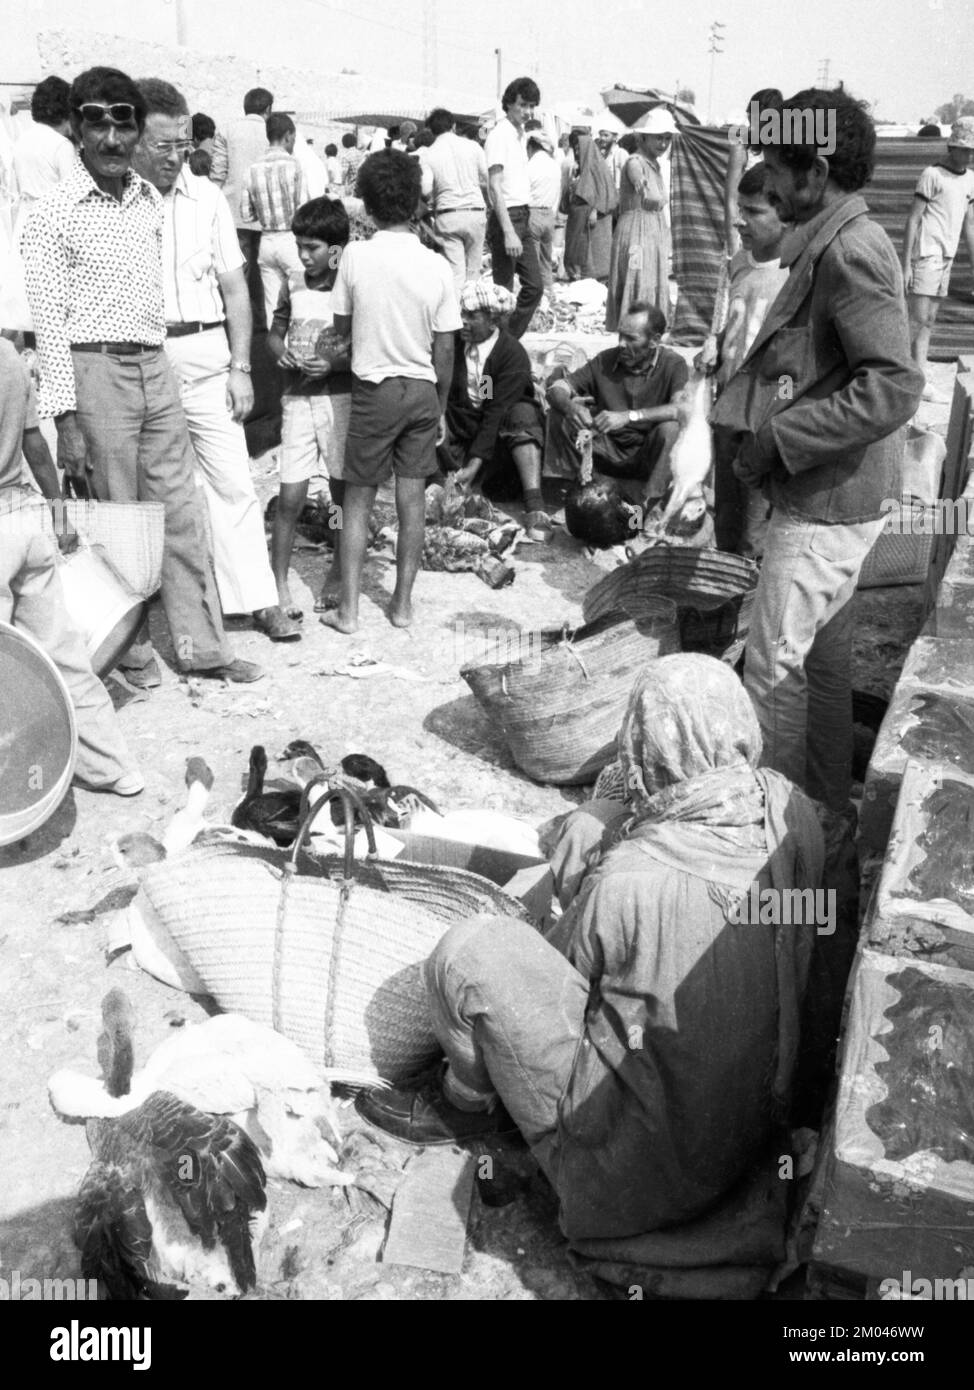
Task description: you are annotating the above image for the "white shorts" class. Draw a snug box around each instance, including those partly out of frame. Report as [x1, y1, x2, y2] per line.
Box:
[280, 392, 351, 485]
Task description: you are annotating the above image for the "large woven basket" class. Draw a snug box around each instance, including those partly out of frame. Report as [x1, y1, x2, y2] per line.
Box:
[48, 499, 165, 599]
[583, 548, 760, 665]
[135, 790, 530, 1085]
[461, 599, 679, 786]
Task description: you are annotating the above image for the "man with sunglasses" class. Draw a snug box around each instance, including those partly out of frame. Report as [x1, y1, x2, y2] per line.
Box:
[21, 66, 262, 688]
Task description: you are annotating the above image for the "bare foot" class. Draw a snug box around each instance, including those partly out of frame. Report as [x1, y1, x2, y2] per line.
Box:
[388, 596, 413, 628]
[319, 608, 359, 634]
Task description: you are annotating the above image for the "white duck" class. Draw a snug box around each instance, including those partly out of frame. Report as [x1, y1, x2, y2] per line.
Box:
[70, 990, 267, 1299]
[50, 995, 357, 1189]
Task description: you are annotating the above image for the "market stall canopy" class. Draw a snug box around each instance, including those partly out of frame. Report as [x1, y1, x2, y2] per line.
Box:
[304, 107, 485, 126]
[601, 86, 700, 129]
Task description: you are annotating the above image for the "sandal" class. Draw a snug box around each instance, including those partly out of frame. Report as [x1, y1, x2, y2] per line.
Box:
[313, 593, 340, 612]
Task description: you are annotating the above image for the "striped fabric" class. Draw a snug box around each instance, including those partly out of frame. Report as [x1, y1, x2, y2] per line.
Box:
[240, 149, 307, 233]
[668, 131, 974, 361]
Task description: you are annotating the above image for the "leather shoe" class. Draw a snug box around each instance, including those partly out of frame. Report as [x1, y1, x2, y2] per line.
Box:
[355, 1080, 519, 1146]
[118, 656, 162, 689]
[193, 658, 265, 683]
[253, 605, 301, 641]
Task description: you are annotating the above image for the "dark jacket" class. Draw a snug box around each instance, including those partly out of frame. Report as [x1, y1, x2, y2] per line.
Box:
[711, 193, 925, 524]
[446, 328, 536, 463]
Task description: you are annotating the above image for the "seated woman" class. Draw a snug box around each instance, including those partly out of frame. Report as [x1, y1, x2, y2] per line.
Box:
[438, 278, 548, 535]
[356, 654, 825, 1290]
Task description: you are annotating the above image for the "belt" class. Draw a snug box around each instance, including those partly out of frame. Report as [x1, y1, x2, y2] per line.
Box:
[71, 342, 161, 355]
[165, 320, 225, 338]
[435, 206, 485, 214]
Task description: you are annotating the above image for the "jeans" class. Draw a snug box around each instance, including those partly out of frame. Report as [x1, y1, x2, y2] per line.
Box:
[486, 205, 544, 338]
[432, 208, 487, 294]
[71, 347, 231, 672]
[744, 504, 885, 810]
[528, 208, 556, 294]
[425, 916, 587, 1178]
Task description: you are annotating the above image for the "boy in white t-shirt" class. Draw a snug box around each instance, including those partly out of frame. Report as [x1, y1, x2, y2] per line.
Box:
[701, 162, 788, 557]
[322, 150, 461, 633]
[903, 117, 974, 402]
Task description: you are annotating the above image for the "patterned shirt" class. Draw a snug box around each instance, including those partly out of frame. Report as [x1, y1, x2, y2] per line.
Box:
[341, 146, 367, 196]
[163, 164, 243, 324]
[21, 160, 165, 417]
[240, 147, 307, 233]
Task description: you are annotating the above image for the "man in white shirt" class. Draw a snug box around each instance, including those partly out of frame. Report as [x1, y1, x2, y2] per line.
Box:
[12, 77, 77, 202]
[421, 108, 488, 294]
[483, 76, 543, 337]
[133, 78, 298, 642]
[524, 122, 560, 293]
[209, 86, 272, 320]
[596, 126, 628, 191]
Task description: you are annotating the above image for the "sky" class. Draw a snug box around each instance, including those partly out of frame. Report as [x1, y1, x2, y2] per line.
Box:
[4, 0, 974, 124]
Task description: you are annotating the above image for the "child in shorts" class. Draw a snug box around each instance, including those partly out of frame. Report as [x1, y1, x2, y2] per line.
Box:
[903, 117, 974, 402]
[321, 150, 460, 633]
[268, 196, 352, 618]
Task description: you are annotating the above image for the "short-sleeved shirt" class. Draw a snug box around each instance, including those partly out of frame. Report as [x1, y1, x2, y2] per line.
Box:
[271, 269, 353, 398]
[163, 165, 243, 324]
[0, 339, 38, 490]
[528, 148, 561, 212]
[565, 344, 689, 415]
[718, 250, 789, 387]
[420, 130, 487, 212]
[483, 118, 530, 208]
[332, 229, 461, 384]
[11, 120, 77, 202]
[913, 163, 974, 260]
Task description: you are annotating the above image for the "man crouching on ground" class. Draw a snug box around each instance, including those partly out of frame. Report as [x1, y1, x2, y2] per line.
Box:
[321, 149, 460, 632]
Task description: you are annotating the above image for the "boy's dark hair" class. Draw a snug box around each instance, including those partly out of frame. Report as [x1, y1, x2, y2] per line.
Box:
[292, 196, 350, 246]
[244, 87, 273, 115]
[627, 300, 667, 335]
[31, 76, 71, 127]
[266, 112, 295, 143]
[388, 125, 401, 141]
[192, 112, 216, 143]
[137, 78, 189, 118]
[773, 87, 875, 192]
[356, 148, 421, 224]
[737, 161, 769, 198]
[324, 142, 338, 157]
[750, 87, 783, 113]
[341, 131, 357, 149]
[565, 481, 636, 548]
[70, 67, 146, 129]
[501, 77, 541, 112]
[917, 122, 941, 139]
[427, 107, 453, 136]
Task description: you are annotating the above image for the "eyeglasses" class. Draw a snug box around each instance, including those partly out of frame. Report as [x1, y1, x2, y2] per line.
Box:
[146, 141, 192, 155]
[75, 102, 137, 126]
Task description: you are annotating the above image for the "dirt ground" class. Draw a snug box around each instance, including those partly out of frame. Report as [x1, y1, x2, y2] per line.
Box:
[0, 374, 953, 1302]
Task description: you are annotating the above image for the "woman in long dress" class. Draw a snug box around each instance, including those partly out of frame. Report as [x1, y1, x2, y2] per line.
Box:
[606, 112, 675, 330]
[563, 131, 618, 282]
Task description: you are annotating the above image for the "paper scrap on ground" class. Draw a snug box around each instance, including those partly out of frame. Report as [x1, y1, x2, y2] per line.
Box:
[382, 1146, 476, 1275]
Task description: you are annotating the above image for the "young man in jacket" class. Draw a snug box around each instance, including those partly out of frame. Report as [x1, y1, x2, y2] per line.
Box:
[711, 88, 924, 812]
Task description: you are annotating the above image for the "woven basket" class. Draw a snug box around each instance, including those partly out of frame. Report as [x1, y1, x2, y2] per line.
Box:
[135, 789, 529, 1085]
[461, 599, 679, 786]
[50, 499, 165, 599]
[583, 549, 760, 665]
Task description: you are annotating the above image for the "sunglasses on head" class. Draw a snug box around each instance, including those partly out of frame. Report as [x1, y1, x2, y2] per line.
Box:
[75, 102, 137, 126]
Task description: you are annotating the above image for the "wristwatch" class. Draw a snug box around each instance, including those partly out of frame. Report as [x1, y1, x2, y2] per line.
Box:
[628, 409, 641, 424]
[230, 360, 252, 374]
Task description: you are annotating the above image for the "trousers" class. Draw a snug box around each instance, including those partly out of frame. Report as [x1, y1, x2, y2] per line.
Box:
[432, 208, 487, 294]
[528, 208, 556, 294]
[164, 328, 277, 614]
[744, 505, 885, 810]
[486, 205, 544, 338]
[0, 519, 138, 787]
[71, 347, 230, 672]
[257, 231, 304, 338]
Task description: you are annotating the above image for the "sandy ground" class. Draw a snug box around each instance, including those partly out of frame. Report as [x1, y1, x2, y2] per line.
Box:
[0, 368, 953, 1301]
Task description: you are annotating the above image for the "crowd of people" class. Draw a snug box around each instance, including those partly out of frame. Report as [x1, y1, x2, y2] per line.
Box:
[1, 57, 968, 1290]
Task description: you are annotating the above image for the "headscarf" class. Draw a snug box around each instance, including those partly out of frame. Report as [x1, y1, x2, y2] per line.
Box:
[616, 652, 824, 1116]
[459, 277, 517, 319]
[572, 132, 618, 217]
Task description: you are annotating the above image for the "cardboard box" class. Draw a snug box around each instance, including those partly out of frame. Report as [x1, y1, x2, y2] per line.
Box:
[383, 829, 553, 929]
[813, 948, 974, 1285]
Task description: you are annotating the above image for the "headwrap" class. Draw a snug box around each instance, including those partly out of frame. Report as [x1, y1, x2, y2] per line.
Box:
[459, 277, 517, 318]
[572, 132, 618, 217]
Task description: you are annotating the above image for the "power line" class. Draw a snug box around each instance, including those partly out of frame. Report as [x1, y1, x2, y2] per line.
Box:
[299, 0, 535, 71]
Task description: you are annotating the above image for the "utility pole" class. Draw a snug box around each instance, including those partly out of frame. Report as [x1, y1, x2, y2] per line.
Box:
[706, 21, 725, 125]
[495, 48, 502, 100]
[164, 0, 187, 46]
[817, 58, 831, 87]
[422, 0, 438, 104]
